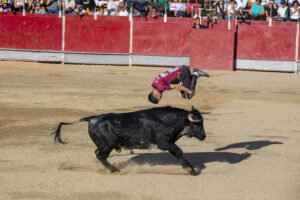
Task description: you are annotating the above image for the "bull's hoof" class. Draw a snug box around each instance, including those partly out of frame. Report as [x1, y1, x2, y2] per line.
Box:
[110, 167, 120, 173]
[189, 169, 199, 176]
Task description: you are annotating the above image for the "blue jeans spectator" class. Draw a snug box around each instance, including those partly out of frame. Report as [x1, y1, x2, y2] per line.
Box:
[48, 10, 59, 14]
[225, 15, 234, 20]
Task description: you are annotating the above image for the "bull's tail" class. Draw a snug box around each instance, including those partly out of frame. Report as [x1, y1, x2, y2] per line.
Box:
[51, 116, 94, 145]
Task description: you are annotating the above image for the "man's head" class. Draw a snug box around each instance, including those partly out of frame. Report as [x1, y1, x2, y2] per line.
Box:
[148, 89, 162, 104]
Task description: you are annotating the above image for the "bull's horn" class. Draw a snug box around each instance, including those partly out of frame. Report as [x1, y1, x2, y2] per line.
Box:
[188, 114, 202, 123]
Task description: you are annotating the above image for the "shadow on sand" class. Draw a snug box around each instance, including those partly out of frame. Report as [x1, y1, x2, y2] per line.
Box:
[215, 140, 283, 151]
[118, 140, 283, 175]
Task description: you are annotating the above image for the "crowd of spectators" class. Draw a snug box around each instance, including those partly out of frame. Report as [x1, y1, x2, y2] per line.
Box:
[0, 0, 299, 21]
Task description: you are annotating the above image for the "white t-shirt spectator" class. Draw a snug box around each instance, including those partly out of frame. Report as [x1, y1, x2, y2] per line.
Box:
[107, 0, 119, 10]
[277, 5, 287, 17]
[118, 10, 128, 16]
[169, 3, 186, 11]
[95, 0, 107, 7]
[290, 6, 300, 20]
[235, 0, 248, 9]
[64, 0, 75, 10]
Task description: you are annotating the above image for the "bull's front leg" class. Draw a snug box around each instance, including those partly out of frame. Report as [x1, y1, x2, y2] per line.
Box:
[158, 143, 198, 176]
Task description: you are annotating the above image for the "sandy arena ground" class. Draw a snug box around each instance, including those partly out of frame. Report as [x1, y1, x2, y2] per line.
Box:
[0, 61, 299, 200]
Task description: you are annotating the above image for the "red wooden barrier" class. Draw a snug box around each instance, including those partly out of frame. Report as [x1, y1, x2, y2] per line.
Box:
[64, 16, 130, 53]
[237, 23, 297, 61]
[0, 15, 62, 51]
[132, 21, 191, 56]
[190, 29, 235, 70]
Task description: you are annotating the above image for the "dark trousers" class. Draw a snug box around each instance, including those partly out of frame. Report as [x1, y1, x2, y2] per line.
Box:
[179, 65, 197, 99]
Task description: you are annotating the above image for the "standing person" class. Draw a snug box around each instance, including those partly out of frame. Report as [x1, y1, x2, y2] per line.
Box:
[290, 0, 300, 21]
[148, 65, 209, 104]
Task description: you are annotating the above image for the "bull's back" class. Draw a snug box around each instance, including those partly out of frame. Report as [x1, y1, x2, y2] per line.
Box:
[88, 107, 187, 149]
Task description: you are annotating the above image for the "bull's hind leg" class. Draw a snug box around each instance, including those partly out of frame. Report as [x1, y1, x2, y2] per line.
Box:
[95, 148, 120, 173]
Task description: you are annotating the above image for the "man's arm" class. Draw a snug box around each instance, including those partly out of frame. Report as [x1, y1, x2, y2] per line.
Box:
[170, 84, 193, 95]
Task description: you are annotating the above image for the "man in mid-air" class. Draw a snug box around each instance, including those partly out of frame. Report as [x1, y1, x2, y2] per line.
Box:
[148, 65, 209, 104]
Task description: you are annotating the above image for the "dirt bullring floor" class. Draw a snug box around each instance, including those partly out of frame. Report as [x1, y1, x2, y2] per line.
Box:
[0, 61, 299, 200]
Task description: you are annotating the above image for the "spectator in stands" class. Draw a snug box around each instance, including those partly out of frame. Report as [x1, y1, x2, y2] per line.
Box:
[33, 2, 47, 13]
[63, 0, 75, 14]
[213, 0, 225, 19]
[290, 0, 300, 21]
[95, 0, 107, 8]
[170, 0, 186, 17]
[47, 0, 62, 14]
[192, 17, 209, 28]
[249, 0, 265, 20]
[277, 0, 289, 21]
[224, 0, 236, 20]
[0, 0, 11, 12]
[97, 5, 107, 15]
[149, 0, 165, 14]
[128, 0, 148, 17]
[236, 7, 248, 21]
[208, 6, 222, 24]
[148, 6, 162, 18]
[265, 0, 278, 20]
[81, 0, 95, 13]
[107, 0, 119, 15]
[74, 3, 87, 15]
[235, 0, 248, 9]
[14, 0, 25, 12]
[117, 4, 129, 16]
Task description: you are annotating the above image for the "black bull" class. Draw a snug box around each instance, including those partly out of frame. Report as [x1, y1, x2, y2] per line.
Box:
[52, 106, 206, 175]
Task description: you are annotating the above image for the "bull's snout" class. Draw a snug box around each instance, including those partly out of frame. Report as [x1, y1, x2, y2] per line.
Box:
[198, 134, 206, 141]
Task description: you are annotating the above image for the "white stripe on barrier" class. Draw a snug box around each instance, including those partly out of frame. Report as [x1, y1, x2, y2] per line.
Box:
[295, 23, 299, 74]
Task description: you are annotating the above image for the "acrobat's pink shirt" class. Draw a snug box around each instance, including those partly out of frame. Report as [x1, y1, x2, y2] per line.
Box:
[152, 66, 182, 92]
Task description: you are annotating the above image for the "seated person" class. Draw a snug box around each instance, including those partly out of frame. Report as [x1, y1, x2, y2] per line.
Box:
[169, 0, 186, 17]
[107, 0, 119, 15]
[63, 0, 75, 14]
[14, 0, 25, 12]
[33, 3, 47, 13]
[47, 0, 62, 14]
[237, 7, 249, 20]
[192, 17, 210, 29]
[224, 0, 236, 20]
[277, 0, 289, 21]
[249, 0, 265, 20]
[127, 0, 148, 17]
[0, 0, 11, 12]
[117, 4, 129, 16]
[213, 0, 225, 19]
[74, 4, 87, 15]
[265, 0, 278, 21]
[81, 0, 95, 13]
[208, 6, 223, 24]
[97, 5, 108, 15]
[290, 0, 300, 21]
[149, 0, 165, 14]
[148, 7, 162, 18]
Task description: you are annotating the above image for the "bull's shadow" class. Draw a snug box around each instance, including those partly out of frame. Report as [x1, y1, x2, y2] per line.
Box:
[215, 140, 283, 151]
[121, 152, 251, 174]
[119, 140, 282, 175]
